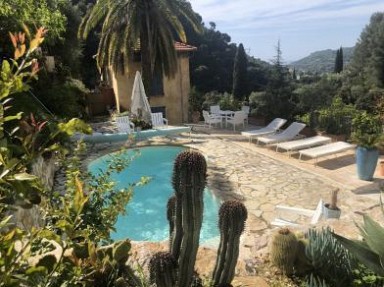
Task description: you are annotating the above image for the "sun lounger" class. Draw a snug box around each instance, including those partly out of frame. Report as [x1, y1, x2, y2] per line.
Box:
[241, 118, 287, 142]
[299, 141, 356, 162]
[271, 199, 323, 227]
[256, 122, 306, 145]
[275, 135, 332, 155]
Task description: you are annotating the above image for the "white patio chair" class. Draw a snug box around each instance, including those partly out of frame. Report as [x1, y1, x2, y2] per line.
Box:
[115, 116, 135, 133]
[151, 112, 168, 128]
[225, 111, 247, 131]
[210, 105, 222, 116]
[203, 110, 222, 128]
[256, 122, 306, 145]
[241, 105, 250, 124]
[241, 118, 287, 142]
[271, 199, 323, 227]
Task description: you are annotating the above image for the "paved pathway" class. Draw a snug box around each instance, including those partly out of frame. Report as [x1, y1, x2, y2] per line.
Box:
[84, 124, 384, 280]
[177, 128, 383, 269]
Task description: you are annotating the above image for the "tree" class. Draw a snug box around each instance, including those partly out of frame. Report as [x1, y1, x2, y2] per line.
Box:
[349, 12, 384, 88]
[343, 12, 384, 112]
[232, 43, 248, 101]
[78, 0, 202, 92]
[255, 41, 295, 120]
[334, 47, 343, 73]
[0, 0, 66, 49]
[188, 22, 237, 93]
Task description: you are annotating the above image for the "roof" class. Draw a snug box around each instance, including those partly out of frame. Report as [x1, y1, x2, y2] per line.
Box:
[174, 42, 197, 52]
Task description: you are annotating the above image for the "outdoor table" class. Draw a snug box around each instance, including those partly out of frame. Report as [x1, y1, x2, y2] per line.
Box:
[219, 110, 235, 124]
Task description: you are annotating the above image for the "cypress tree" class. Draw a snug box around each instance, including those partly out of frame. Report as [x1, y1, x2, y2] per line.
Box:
[232, 43, 248, 101]
[339, 47, 343, 72]
[334, 47, 343, 73]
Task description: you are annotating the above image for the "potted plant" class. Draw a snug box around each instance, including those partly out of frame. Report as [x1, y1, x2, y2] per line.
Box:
[188, 87, 202, 123]
[351, 111, 384, 181]
[323, 188, 341, 219]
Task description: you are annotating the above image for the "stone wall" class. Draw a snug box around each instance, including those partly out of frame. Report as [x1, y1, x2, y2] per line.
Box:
[12, 156, 57, 230]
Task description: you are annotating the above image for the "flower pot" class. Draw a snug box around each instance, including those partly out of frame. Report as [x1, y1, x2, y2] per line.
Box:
[323, 204, 341, 219]
[191, 111, 200, 123]
[379, 161, 384, 177]
[356, 147, 379, 181]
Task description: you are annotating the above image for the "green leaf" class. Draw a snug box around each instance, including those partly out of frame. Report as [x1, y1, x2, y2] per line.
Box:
[38, 229, 60, 242]
[25, 266, 47, 275]
[13, 172, 37, 181]
[362, 215, 384, 268]
[332, 232, 384, 276]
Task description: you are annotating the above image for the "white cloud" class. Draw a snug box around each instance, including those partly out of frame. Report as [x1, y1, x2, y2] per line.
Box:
[189, 0, 384, 60]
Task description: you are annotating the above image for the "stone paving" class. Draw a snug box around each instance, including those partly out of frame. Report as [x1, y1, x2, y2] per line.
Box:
[82, 123, 384, 281]
[179, 126, 384, 266]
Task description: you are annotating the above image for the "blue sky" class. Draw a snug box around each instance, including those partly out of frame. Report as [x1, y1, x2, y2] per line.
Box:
[190, 0, 384, 62]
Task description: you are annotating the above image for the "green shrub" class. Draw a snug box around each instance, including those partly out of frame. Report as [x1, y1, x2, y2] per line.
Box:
[300, 97, 358, 136]
[351, 111, 384, 148]
[202, 91, 240, 111]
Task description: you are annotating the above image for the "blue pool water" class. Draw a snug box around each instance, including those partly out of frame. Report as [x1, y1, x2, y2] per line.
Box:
[88, 146, 220, 243]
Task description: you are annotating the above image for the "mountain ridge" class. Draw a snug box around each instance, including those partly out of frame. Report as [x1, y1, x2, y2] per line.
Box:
[289, 47, 354, 74]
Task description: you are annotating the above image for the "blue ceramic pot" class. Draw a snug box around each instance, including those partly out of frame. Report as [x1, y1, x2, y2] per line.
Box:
[356, 146, 379, 181]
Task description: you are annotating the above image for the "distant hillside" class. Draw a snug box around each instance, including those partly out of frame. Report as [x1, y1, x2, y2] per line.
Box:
[290, 47, 354, 74]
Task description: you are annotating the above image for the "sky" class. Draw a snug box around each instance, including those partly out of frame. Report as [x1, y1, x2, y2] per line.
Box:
[190, 0, 384, 63]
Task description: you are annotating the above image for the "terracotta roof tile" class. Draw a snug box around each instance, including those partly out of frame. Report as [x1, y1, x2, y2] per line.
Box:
[174, 42, 197, 51]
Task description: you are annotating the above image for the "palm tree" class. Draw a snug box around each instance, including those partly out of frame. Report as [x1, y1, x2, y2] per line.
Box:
[78, 0, 202, 91]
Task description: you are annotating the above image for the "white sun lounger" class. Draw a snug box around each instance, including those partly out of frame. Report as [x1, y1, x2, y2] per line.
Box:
[271, 199, 324, 226]
[275, 135, 332, 156]
[299, 141, 356, 162]
[241, 118, 287, 142]
[256, 122, 306, 145]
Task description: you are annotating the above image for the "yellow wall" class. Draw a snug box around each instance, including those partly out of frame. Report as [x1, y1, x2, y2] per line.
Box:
[109, 53, 191, 125]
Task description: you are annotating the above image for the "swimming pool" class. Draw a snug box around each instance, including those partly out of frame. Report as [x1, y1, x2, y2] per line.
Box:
[88, 146, 220, 243]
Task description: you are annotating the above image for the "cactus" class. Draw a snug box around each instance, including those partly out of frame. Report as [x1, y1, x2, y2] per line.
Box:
[167, 195, 176, 250]
[305, 228, 355, 286]
[112, 240, 130, 264]
[149, 252, 178, 287]
[170, 150, 207, 287]
[212, 200, 248, 285]
[329, 188, 339, 210]
[270, 228, 298, 275]
[293, 237, 312, 275]
[190, 271, 204, 287]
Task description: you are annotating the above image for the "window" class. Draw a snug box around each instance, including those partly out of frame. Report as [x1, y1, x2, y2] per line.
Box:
[150, 70, 164, 96]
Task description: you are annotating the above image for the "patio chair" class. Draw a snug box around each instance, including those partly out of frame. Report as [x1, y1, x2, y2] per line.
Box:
[275, 135, 332, 156]
[210, 105, 222, 116]
[151, 112, 168, 128]
[241, 105, 250, 124]
[271, 199, 323, 227]
[241, 118, 287, 142]
[256, 122, 306, 145]
[203, 110, 222, 128]
[225, 111, 247, 131]
[115, 116, 135, 133]
[298, 141, 356, 163]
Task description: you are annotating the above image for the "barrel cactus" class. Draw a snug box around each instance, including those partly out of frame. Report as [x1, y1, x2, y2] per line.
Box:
[212, 200, 248, 285]
[149, 252, 178, 287]
[270, 228, 298, 275]
[170, 150, 207, 287]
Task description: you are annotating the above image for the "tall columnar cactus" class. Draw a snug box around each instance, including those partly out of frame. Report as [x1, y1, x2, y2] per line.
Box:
[212, 200, 248, 285]
[170, 150, 207, 287]
[167, 195, 176, 250]
[270, 228, 298, 275]
[149, 252, 178, 287]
